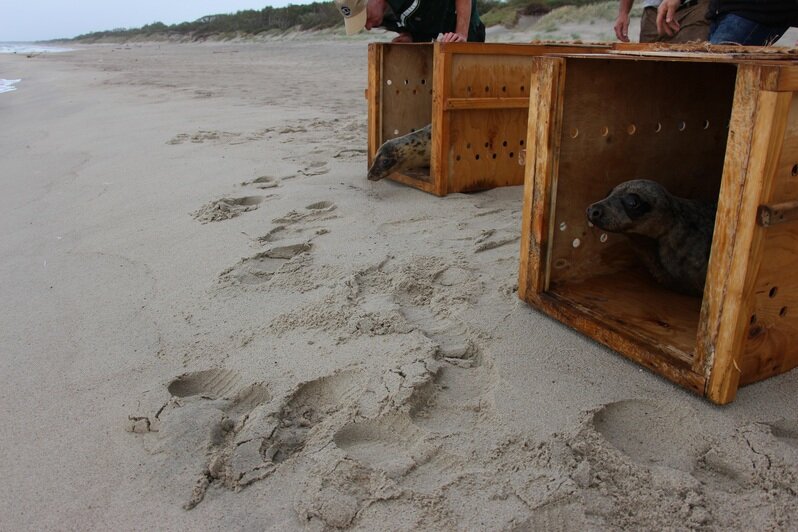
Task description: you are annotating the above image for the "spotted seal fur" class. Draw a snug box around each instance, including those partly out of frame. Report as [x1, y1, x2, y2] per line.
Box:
[368, 124, 432, 181]
[586, 179, 716, 296]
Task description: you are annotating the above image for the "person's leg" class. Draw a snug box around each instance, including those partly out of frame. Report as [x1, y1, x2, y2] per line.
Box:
[709, 13, 788, 45]
[671, 0, 710, 42]
[639, 7, 661, 42]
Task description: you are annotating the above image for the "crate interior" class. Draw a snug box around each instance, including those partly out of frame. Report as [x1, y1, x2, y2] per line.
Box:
[544, 57, 738, 365]
[379, 44, 435, 182]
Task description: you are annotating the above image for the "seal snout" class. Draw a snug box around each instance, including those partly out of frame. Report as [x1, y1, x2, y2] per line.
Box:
[586, 203, 605, 226]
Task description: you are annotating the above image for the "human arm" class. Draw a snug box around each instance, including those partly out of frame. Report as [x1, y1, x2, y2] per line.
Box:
[614, 0, 634, 41]
[440, 0, 471, 42]
[656, 0, 681, 36]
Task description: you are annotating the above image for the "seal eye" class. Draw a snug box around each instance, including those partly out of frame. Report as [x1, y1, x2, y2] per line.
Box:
[621, 193, 650, 219]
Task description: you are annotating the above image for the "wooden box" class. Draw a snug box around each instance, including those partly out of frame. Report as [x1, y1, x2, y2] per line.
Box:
[518, 49, 798, 404]
[367, 41, 611, 196]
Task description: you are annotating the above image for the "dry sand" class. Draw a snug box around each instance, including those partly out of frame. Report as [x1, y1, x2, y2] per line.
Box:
[1, 32, 797, 531]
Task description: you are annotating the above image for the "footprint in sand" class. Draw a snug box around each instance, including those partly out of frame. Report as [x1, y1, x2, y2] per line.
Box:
[242, 175, 281, 189]
[591, 399, 710, 472]
[272, 200, 337, 225]
[167, 130, 241, 145]
[333, 413, 439, 478]
[298, 161, 330, 176]
[218, 242, 312, 286]
[191, 195, 266, 223]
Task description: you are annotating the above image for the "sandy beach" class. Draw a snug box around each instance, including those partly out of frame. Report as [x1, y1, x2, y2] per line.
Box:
[1, 35, 797, 531]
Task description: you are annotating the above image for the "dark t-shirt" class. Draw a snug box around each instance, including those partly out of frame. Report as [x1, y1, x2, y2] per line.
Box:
[381, 0, 484, 41]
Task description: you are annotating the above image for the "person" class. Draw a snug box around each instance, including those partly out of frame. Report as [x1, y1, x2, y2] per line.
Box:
[705, 0, 798, 45]
[656, 0, 797, 44]
[615, 0, 710, 43]
[334, 0, 486, 43]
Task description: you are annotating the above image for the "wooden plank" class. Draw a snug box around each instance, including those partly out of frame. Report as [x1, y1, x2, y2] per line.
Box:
[444, 97, 529, 110]
[518, 56, 564, 300]
[385, 170, 437, 195]
[533, 291, 706, 395]
[776, 67, 798, 91]
[548, 269, 700, 366]
[703, 72, 790, 403]
[367, 43, 382, 169]
[432, 41, 450, 196]
[438, 42, 612, 57]
[757, 199, 798, 227]
[737, 92, 798, 384]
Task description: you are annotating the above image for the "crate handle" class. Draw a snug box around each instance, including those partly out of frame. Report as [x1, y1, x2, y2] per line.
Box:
[757, 200, 798, 227]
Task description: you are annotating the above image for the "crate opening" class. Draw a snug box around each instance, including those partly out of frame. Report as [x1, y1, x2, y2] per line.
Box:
[541, 58, 738, 365]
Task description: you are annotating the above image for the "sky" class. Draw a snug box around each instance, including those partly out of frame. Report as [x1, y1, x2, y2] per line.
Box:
[0, 1, 317, 42]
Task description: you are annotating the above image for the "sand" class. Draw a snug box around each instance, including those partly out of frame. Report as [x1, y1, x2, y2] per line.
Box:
[1, 32, 797, 531]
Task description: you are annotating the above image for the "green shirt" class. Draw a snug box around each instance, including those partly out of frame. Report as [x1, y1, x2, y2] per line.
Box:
[382, 0, 483, 41]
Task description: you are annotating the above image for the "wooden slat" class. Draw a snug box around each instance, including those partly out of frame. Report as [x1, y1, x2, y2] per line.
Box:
[757, 199, 798, 227]
[776, 67, 798, 91]
[444, 97, 529, 110]
[432, 41, 450, 196]
[737, 92, 798, 384]
[367, 43, 382, 169]
[703, 71, 790, 403]
[518, 56, 564, 300]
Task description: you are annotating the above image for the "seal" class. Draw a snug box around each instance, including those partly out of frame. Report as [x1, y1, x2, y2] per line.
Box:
[368, 124, 432, 181]
[585, 179, 716, 296]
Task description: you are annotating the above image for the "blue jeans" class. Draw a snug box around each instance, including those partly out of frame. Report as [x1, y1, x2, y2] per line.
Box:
[709, 13, 789, 45]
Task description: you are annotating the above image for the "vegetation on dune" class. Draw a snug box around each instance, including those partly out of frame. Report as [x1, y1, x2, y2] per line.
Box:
[70, 0, 615, 41]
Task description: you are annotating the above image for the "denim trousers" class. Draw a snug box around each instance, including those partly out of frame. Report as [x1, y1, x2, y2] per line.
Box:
[709, 13, 789, 45]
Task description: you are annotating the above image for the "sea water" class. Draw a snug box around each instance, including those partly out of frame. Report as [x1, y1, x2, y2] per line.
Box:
[0, 42, 74, 94]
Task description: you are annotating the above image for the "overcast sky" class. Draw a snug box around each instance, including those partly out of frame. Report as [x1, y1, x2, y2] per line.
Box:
[0, 1, 317, 42]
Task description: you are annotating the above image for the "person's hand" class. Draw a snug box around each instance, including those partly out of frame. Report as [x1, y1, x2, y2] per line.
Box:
[439, 32, 467, 42]
[391, 32, 413, 43]
[614, 14, 630, 42]
[656, 0, 681, 36]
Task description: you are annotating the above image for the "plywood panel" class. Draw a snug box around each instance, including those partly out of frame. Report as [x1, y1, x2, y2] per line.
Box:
[380, 44, 434, 145]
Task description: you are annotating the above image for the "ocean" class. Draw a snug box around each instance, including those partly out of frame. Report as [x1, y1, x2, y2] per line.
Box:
[0, 42, 74, 94]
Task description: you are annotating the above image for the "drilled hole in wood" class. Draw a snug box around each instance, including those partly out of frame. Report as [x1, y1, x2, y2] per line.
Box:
[678, 121, 687, 131]
[466, 142, 471, 149]
[509, 152, 515, 158]
[554, 258, 568, 269]
[600, 233, 608, 243]
[412, 89, 417, 95]
[520, 85, 525, 92]
[475, 154, 480, 160]
[627, 124, 636, 135]
[484, 142, 489, 148]
[572, 238, 581, 248]
[780, 306, 788, 317]
[386, 79, 392, 86]
[404, 79, 409, 85]
[502, 140, 508, 147]
[455, 155, 461, 161]
[421, 79, 426, 85]
[520, 139, 525, 146]
[703, 120, 710, 129]
[792, 164, 798, 176]
[485, 86, 490, 92]
[654, 122, 662, 133]
[492, 153, 497, 159]
[395, 89, 400, 95]
[393, 129, 399, 135]
[467, 86, 472, 93]
[600, 126, 609, 137]
[559, 222, 567, 231]
[769, 286, 778, 298]
[501, 86, 507, 92]
[570, 128, 579, 139]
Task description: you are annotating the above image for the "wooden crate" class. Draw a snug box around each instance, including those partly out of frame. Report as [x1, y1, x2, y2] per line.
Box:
[367, 42, 611, 196]
[518, 49, 798, 404]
